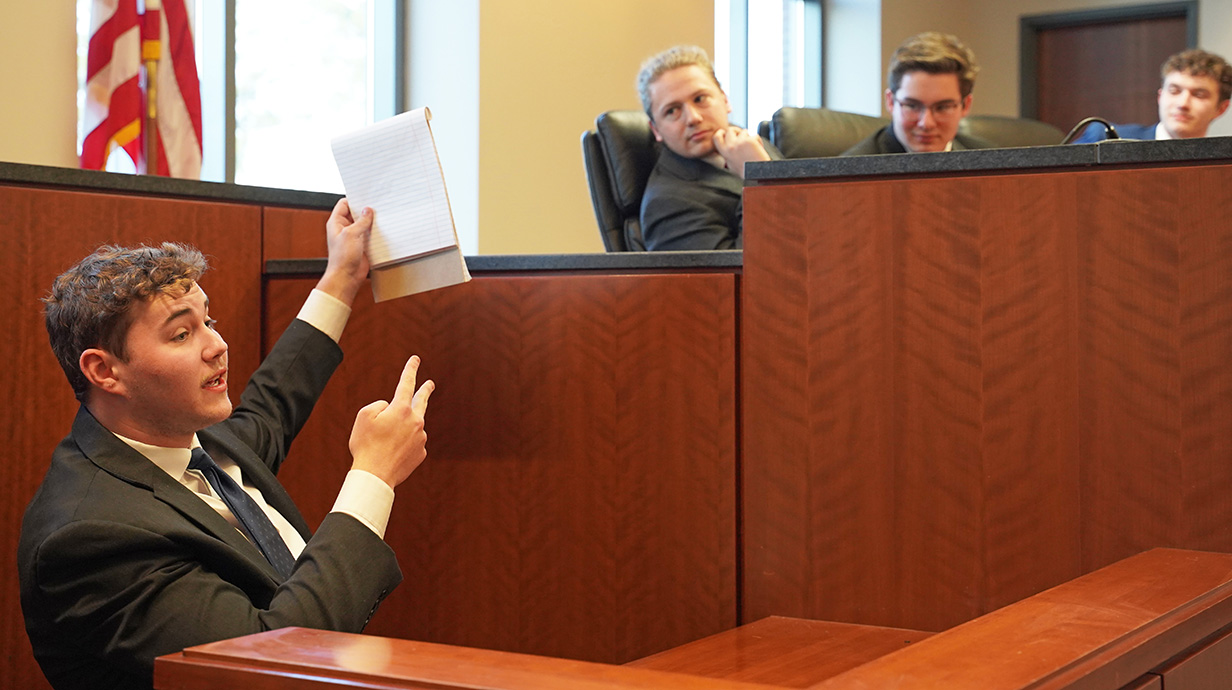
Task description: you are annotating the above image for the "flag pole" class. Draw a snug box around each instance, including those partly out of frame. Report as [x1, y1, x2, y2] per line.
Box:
[141, 0, 163, 175]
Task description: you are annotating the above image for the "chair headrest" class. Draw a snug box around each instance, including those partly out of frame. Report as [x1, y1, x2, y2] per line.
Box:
[595, 110, 659, 215]
[770, 107, 890, 158]
[958, 115, 1065, 147]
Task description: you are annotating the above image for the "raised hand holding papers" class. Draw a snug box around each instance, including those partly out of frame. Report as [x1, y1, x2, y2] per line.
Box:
[331, 107, 470, 301]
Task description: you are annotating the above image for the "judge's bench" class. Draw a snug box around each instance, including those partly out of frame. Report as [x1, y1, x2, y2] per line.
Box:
[4, 137, 1232, 688]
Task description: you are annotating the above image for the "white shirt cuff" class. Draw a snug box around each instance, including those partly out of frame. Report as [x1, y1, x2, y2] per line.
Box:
[297, 289, 351, 344]
[331, 469, 395, 539]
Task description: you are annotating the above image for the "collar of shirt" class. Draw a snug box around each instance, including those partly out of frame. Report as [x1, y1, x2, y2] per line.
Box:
[1154, 122, 1171, 141]
[114, 432, 201, 481]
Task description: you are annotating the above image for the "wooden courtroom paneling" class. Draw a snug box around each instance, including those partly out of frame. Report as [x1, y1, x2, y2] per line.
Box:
[153, 549, 1232, 690]
[741, 161, 1232, 633]
[811, 548, 1232, 689]
[0, 184, 264, 689]
[263, 267, 739, 664]
[1155, 626, 1232, 690]
[263, 206, 330, 261]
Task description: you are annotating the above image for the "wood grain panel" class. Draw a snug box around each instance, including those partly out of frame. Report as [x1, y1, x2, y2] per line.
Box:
[1122, 674, 1163, 690]
[741, 182, 818, 624]
[264, 270, 739, 664]
[0, 184, 263, 690]
[976, 174, 1083, 611]
[812, 548, 1232, 690]
[1155, 626, 1232, 690]
[743, 160, 1232, 634]
[262, 207, 330, 261]
[1078, 167, 1183, 569]
[628, 616, 931, 687]
[883, 178, 985, 631]
[746, 177, 992, 631]
[155, 626, 784, 690]
[796, 180, 899, 627]
[1174, 167, 1232, 555]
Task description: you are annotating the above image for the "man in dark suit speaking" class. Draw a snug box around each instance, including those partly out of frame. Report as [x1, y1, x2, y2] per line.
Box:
[19, 199, 434, 690]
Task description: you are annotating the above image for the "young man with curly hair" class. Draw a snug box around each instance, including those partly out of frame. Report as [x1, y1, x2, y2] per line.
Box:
[20, 199, 434, 690]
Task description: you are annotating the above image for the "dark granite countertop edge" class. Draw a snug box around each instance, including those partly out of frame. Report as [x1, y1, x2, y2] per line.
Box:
[746, 137, 1232, 182]
[267, 251, 743, 275]
[0, 161, 340, 208]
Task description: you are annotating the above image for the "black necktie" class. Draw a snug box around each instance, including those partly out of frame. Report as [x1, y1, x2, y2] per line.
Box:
[189, 448, 296, 578]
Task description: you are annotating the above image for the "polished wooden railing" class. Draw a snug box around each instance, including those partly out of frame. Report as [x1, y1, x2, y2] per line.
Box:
[155, 548, 1232, 690]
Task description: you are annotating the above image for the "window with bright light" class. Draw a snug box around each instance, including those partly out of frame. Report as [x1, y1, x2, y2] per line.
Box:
[233, 1, 369, 192]
[716, 0, 821, 129]
[76, 0, 399, 191]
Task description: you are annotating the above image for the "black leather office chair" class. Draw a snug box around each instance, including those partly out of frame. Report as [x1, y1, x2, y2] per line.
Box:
[766, 107, 1066, 157]
[768, 106, 891, 158]
[581, 110, 659, 252]
[959, 115, 1066, 147]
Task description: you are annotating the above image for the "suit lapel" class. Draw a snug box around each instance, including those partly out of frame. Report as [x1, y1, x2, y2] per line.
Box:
[881, 127, 909, 154]
[658, 148, 743, 197]
[72, 407, 283, 580]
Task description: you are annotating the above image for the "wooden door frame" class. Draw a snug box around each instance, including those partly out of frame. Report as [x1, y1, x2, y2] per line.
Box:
[1019, 1, 1198, 119]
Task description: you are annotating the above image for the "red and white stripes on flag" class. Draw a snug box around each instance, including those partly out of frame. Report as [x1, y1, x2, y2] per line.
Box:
[82, 0, 141, 171]
[81, 0, 202, 178]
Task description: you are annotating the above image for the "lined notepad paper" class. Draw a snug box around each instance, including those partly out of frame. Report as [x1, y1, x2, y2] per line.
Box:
[331, 107, 458, 269]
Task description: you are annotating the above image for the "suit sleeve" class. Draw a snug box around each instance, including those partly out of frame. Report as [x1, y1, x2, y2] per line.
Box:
[640, 184, 740, 251]
[28, 511, 401, 680]
[841, 134, 881, 156]
[1071, 124, 1109, 144]
[221, 318, 343, 475]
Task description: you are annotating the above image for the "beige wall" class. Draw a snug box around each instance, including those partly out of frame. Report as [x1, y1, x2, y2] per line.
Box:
[0, 3, 78, 168]
[881, 0, 973, 95]
[478, 1, 713, 254]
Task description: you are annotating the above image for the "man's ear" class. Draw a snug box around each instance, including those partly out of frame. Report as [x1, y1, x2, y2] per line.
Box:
[79, 348, 125, 396]
[960, 93, 973, 118]
[649, 119, 664, 143]
[1217, 99, 1230, 118]
[884, 89, 895, 116]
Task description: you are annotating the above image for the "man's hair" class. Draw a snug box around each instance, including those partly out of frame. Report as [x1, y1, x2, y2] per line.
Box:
[1162, 49, 1232, 102]
[44, 243, 208, 402]
[887, 32, 979, 98]
[636, 45, 722, 119]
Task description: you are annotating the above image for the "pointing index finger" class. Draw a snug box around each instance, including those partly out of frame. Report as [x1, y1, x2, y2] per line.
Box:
[391, 355, 421, 407]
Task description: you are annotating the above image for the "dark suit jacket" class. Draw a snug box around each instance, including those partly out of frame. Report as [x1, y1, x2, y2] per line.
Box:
[1072, 122, 1156, 143]
[841, 124, 993, 156]
[639, 137, 781, 251]
[19, 319, 403, 690]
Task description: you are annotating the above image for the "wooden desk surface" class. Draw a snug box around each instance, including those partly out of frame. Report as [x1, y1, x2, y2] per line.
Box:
[627, 616, 931, 688]
[155, 627, 784, 690]
[810, 548, 1232, 689]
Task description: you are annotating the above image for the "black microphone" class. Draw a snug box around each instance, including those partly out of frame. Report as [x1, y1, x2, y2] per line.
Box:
[1062, 117, 1123, 144]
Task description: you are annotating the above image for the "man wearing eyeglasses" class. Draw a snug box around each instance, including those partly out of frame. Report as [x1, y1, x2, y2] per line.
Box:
[843, 32, 992, 156]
